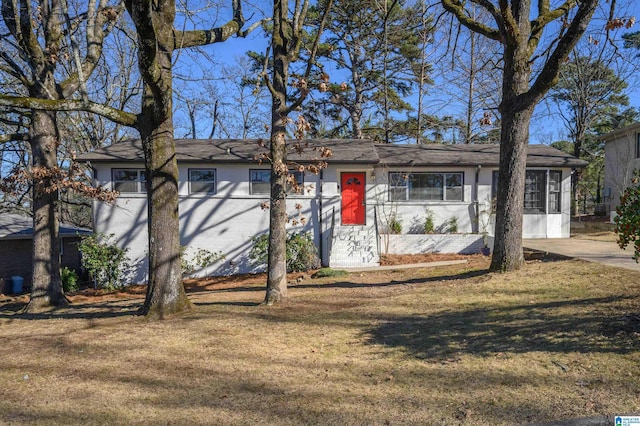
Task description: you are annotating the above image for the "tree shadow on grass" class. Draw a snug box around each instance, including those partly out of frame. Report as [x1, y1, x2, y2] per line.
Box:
[365, 295, 640, 358]
[0, 300, 140, 321]
[293, 269, 490, 290]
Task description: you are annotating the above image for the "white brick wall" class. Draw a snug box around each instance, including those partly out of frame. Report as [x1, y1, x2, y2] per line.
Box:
[383, 234, 484, 255]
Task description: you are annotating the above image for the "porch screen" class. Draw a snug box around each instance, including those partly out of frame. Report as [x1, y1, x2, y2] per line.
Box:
[492, 169, 557, 214]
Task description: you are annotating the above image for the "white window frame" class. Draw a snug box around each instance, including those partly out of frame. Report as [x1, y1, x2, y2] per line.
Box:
[388, 172, 464, 201]
[112, 169, 145, 193]
[188, 168, 217, 194]
[548, 170, 562, 214]
[492, 169, 550, 214]
[250, 169, 304, 195]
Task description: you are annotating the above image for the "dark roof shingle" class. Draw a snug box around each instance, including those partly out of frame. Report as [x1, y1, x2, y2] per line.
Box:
[375, 143, 588, 168]
[77, 139, 587, 168]
[78, 138, 380, 164]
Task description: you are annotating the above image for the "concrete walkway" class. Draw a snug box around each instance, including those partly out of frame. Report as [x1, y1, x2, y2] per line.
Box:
[524, 238, 640, 272]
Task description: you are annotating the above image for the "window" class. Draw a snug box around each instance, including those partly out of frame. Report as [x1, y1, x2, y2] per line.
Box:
[548, 171, 561, 214]
[189, 169, 216, 194]
[250, 169, 304, 195]
[112, 169, 145, 193]
[389, 172, 463, 201]
[524, 170, 546, 213]
[492, 169, 548, 214]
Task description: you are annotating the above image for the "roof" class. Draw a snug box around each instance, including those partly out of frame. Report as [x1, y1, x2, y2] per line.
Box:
[77, 138, 380, 164]
[77, 139, 587, 168]
[376, 143, 588, 168]
[0, 213, 91, 240]
[598, 122, 640, 143]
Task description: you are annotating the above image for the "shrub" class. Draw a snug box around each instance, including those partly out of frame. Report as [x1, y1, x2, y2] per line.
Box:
[424, 209, 435, 233]
[311, 268, 348, 278]
[78, 233, 129, 290]
[615, 178, 640, 261]
[181, 246, 225, 276]
[249, 232, 320, 272]
[389, 215, 402, 234]
[61, 267, 79, 293]
[447, 216, 458, 233]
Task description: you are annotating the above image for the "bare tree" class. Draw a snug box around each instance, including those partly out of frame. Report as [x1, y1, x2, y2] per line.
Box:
[0, 0, 124, 311]
[1, 0, 259, 318]
[260, 0, 333, 305]
[441, 0, 608, 272]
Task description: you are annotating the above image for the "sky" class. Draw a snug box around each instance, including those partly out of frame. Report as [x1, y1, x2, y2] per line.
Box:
[172, 0, 640, 145]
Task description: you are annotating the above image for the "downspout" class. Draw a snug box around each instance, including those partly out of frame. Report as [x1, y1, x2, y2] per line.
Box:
[318, 169, 325, 266]
[474, 165, 481, 233]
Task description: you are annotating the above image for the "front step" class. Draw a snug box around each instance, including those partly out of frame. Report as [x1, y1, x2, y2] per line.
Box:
[329, 226, 380, 268]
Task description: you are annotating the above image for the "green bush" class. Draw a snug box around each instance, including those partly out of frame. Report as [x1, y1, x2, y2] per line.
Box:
[311, 268, 348, 278]
[447, 216, 458, 233]
[61, 267, 79, 293]
[181, 246, 225, 276]
[389, 215, 402, 234]
[424, 209, 435, 233]
[78, 233, 129, 290]
[249, 232, 320, 272]
[615, 178, 640, 261]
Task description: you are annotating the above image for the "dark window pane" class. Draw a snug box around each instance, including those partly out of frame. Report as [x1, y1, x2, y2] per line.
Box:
[113, 181, 137, 193]
[112, 169, 144, 193]
[189, 169, 216, 194]
[446, 173, 463, 201]
[548, 171, 561, 213]
[524, 170, 546, 213]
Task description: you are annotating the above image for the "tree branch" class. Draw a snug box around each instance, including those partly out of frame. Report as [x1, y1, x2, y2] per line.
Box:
[1, 0, 46, 70]
[60, 2, 126, 98]
[0, 51, 30, 87]
[0, 94, 138, 127]
[522, 0, 597, 108]
[531, 0, 578, 34]
[0, 133, 29, 143]
[441, 0, 502, 41]
[124, 0, 165, 110]
[285, 0, 334, 114]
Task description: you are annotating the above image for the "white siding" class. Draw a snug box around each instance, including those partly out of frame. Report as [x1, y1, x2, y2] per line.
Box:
[92, 160, 575, 282]
[604, 131, 640, 216]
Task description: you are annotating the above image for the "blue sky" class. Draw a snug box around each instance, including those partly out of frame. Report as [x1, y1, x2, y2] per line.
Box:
[174, 1, 640, 145]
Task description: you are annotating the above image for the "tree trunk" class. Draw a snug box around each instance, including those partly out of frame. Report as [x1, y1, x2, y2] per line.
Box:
[489, 32, 532, 272]
[489, 106, 532, 271]
[264, 130, 288, 305]
[264, 7, 290, 305]
[25, 108, 67, 312]
[138, 114, 190, 318]
[135, 2, 191, 318]
[571, 127, 585, 216]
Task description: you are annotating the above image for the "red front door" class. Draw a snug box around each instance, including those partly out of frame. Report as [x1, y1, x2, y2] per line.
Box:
[341, 172, 366, 225]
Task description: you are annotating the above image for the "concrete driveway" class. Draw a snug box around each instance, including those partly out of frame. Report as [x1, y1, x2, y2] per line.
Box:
[524, 238, 640, 272]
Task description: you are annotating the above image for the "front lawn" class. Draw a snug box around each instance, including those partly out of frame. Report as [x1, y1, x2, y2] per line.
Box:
[0, 255, 638, 425]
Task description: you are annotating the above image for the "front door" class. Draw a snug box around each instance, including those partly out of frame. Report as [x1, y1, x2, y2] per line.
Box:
[341, 172, 366, 225]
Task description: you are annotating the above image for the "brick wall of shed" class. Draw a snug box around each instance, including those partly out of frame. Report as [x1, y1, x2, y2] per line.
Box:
[0, 239, 31, 293]
[0, 237, 84, 293]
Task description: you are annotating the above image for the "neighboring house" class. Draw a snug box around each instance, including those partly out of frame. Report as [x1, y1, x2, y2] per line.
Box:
[0, 213, 90, 293]
[601, 122, 640, 220]
[78, 139, 586, 282]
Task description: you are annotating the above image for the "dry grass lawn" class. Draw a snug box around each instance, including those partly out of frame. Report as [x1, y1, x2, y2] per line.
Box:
[1, 255, 639, 425]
